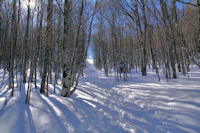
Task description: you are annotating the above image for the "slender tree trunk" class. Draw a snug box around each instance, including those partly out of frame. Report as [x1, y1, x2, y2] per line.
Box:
[35, 0, 44, 89]
[23, 0, 31, 83]
[134, 0, 146, 76]
[0, 0, 2, 67]
[198, 0, 200, 51]
[40, 0, 53, 94]
[141, 0, 147, 76]
[10, 0, 17, 96]
[54, 10, 62, 93]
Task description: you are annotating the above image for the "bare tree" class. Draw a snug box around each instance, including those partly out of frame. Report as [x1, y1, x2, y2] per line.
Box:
[40, 0, 53, 95]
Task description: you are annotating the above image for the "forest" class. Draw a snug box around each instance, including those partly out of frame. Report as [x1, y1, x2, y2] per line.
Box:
[0, 0, 200, 132]
[0, 0, 199, 100]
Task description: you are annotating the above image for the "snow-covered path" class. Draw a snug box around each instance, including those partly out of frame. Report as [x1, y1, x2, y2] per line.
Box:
[0, 63, 200, 133]
[73, 63, 200, 133]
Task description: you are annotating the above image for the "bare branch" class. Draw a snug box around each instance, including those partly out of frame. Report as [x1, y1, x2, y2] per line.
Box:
[55, 0, 65, 15]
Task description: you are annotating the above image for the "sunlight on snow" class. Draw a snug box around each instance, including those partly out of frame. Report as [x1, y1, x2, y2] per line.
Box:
[86, 59, 94, 65]
[82, 100, 96, 108]
[41, 95, 63, 116]
[0, 65, 200, 132]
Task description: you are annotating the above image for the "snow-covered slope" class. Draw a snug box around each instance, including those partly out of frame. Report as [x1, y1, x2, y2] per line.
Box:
[0, 63, 200, 133]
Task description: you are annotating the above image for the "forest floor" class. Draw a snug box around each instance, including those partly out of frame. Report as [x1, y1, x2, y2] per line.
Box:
[0, 60, 200, 133]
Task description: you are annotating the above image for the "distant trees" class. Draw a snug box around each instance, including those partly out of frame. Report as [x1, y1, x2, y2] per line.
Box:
[92, 0, 199, 81]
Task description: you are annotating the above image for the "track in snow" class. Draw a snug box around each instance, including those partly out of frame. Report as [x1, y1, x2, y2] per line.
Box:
[0, 63, 200, 133]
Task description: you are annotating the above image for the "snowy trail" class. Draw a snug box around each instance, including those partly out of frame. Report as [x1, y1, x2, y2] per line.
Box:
[0, 63, 200, 133]
[72, 64, 200, 133]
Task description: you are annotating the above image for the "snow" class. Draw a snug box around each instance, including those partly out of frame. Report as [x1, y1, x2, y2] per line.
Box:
[0, 63, 200, 133]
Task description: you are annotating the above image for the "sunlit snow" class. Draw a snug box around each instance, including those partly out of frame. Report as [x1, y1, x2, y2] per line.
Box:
[0, 62, 200, 133]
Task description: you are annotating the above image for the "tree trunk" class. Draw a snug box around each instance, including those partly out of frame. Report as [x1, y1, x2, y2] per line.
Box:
[23, 0, 31, 83]
[61, 0, 73, 97]
[40, 0, 53, 94]
[198, 0, 200, 51]
[10, 0, 17, 96]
